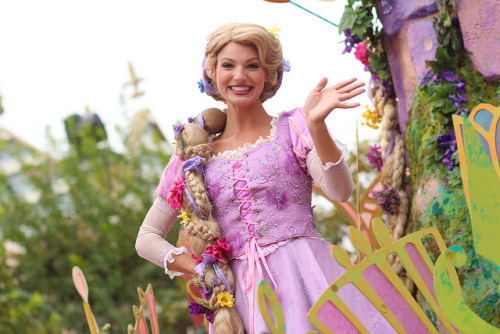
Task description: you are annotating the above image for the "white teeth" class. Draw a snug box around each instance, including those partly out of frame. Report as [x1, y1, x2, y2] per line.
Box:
[231, 86, 251, 92]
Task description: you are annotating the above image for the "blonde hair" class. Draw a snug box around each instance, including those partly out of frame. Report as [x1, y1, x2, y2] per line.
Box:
[203, 23, 284, 103]
[176, 107, 244, 333]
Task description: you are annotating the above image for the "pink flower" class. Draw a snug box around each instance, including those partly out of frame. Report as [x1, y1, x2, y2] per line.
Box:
[354, 41, 369, 66]
[203, 237, 231, 262]
[167, 177, 185, 210]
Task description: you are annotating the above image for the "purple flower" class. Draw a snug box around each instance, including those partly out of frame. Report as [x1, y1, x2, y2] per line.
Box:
[440, 71, 458, 82]
[420, 69, 437, 86]
[200, 284, 212, 300]
[172, 124, 185, 140]
[448, 94, 467, 109]
[282, 58, 291, 72]
[341, 29, 360, 54]
[437, 133, 458, 173]
[188, 302, 207, 316]
[372, 187, 400, 215]
[367, 145, 383, 171]
[380, 0, 393, 15]
[454, 80, 466, 95]
[188, 302, 215, 323]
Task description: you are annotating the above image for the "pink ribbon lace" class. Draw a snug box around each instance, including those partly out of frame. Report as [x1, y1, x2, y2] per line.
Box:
[232, 160, 278, 334]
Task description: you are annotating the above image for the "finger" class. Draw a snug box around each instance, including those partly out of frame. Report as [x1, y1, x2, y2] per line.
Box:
[338, 102, 361, 109]
[331, 77, 358, 90]
[337, 88, 366, 101]
[312, 77, 328, 92]
[337, 81, 365, 94]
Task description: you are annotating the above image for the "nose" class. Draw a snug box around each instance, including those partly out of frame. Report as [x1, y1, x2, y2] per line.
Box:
[234, 66, 246, 81]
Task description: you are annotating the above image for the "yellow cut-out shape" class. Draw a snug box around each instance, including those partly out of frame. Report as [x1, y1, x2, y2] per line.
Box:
[257, 280, 286, 334]
[308, 223, 459, 333]
[434, 246, 500, 334]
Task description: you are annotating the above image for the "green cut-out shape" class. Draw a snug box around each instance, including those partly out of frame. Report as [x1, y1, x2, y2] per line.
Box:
[257, 280, 286, 334]
[462, 115, 500, 267]
[434, 245, 500, 334]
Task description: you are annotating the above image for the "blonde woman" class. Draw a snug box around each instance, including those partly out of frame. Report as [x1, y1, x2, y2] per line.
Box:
[136, 23, 391, 334]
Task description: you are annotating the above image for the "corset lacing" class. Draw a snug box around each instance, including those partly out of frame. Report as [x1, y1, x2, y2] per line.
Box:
[232, 159, 277, 334]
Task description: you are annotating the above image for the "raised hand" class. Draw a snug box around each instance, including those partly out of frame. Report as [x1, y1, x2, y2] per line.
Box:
[304, 77, 365, 129]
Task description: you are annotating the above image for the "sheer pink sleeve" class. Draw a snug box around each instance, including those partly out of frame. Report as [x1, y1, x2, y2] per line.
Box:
[135, 197, 188, 278]
[288, 108, 354, 202]
[136, 154, 188, 279]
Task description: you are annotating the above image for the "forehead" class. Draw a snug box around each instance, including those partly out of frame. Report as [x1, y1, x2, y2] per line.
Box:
[217, 42, 260, 61]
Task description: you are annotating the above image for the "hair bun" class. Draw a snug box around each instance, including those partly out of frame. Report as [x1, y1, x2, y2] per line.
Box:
[201, 108, 226, 135]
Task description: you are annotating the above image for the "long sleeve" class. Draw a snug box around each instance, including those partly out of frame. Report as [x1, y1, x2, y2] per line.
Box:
[306, 147, 353, 202]
[289, 108, 353, 202]
[135, 197, 188, 278]
[136, 153, 187, 279]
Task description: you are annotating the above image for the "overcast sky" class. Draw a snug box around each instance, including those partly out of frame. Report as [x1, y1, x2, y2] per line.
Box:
[0, 0, 378, 153]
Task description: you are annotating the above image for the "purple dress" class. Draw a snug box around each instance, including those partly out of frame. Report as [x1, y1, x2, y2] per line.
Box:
[155, 108, 392, 333]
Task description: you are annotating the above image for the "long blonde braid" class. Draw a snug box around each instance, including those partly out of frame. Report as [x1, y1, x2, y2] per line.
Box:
[372, 86, 413, 290]
[176, 108, 244, 333]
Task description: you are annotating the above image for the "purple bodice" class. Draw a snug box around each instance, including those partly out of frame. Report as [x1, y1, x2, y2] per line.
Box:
[204, 111, 321, 258]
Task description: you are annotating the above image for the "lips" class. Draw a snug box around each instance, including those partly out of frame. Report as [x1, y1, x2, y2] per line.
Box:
[230, 85, 252, 94]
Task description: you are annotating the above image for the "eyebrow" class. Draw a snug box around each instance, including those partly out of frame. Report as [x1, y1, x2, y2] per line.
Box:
[219, 57, 260, 63]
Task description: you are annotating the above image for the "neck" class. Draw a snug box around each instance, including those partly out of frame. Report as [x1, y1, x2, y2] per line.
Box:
[223, 102, 271, 136]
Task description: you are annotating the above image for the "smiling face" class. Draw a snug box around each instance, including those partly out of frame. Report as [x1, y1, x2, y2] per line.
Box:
[215, 42, 267, 109]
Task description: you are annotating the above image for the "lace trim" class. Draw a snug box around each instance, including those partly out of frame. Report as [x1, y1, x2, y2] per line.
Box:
[309, 139, 349, 170]
[163, 246, 189, 279]
[208, 116, 279, 162]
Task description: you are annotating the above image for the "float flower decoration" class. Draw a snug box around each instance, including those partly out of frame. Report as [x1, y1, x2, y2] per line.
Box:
[361, 104, 381, 129]
[367, 145, 383, 171]
[372, 187, 400, 216]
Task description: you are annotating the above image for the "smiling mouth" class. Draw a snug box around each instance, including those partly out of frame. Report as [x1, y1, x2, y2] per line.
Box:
[230, 86, 252, 92]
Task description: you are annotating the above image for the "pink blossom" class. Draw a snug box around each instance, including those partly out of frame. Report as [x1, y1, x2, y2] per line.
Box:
[203, 237, 231, 262]
[167, 177, 185, 210]
[354, 41, 369, 66]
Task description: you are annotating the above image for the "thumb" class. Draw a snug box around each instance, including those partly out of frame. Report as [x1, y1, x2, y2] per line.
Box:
[312, 77, 328, 93]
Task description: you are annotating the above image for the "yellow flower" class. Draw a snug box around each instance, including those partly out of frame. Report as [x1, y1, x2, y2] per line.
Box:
[266, 25, 280, 37]
[361, 104, 381, 129]
[217, 291, 235, 308]
[178, 209, 189, 224]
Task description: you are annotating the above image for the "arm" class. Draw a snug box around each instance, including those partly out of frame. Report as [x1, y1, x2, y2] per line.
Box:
[307, 147, 353, 202]
[304, 77, 365, 165]
[136, 197, 197, 278]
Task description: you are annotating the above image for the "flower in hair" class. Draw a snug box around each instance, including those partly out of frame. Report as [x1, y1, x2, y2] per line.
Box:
[178, 209, 189, 224]
[167, 177, 185, 210]
[188, 302, 215, 323]
[172, 123, 185, 140]
[203, 237, 231, 262]
[266, 25, 280, 37]
[217, 291, 235, 308]
[197, 79, 205, 93]
[282, 58, 291, 72]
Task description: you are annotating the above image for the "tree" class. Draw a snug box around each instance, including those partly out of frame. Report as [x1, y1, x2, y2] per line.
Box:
[0, 125, 194, 333]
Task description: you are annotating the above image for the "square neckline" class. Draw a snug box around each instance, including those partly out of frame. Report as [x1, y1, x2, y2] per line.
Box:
[207, 113, 283, 163]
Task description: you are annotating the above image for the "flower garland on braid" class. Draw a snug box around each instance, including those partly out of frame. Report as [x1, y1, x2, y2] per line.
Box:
[168, 108, 244, 334]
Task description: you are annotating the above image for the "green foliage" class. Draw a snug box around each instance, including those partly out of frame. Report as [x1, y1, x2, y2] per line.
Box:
[338, 0, 394, 93]
[0, 126, 195, 332]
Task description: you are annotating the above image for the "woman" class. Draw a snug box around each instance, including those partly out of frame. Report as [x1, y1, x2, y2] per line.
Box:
[136, 23, 384, 333]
